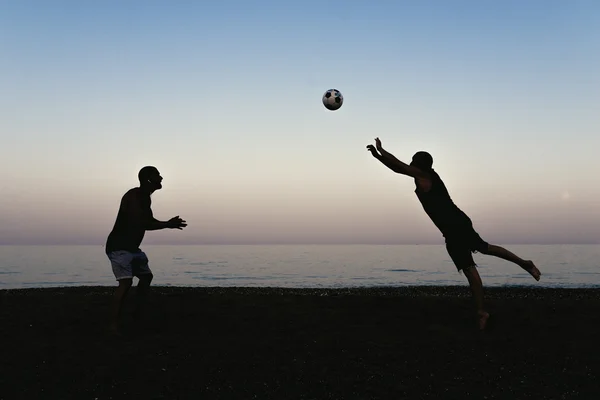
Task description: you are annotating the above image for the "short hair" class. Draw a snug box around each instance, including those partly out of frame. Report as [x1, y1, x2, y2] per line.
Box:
[413, 151, 433, 170]
[138, 166, 158, 183]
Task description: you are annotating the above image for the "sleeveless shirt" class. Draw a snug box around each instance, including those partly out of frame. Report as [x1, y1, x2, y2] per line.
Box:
[414, 170, 472, 238]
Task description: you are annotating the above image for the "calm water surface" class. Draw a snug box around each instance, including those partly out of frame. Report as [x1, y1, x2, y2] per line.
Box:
[1, 245, 599, 289]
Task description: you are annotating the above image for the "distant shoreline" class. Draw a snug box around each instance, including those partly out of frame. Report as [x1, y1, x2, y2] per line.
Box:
[1, 243, 599, 246]
[4, 285, 600, 298]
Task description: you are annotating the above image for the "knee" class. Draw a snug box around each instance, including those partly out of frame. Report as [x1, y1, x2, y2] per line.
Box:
[461, 265, 475, 276]
[462, 265, 482, 282]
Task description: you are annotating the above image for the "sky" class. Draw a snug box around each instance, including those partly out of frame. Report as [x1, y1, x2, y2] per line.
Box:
[1, 0, 599, 245]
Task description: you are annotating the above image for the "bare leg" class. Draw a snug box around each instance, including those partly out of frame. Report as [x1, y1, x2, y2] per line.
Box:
[133, 273, 153, 321]
[483, 244, 541, 281]
[109, 278, 133, 335]
[462, 266, 489, 330]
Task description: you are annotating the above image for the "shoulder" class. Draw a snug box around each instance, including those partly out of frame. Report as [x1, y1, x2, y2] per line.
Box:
[122, 188, 140, 201]
[123, 188, 150, 206]
[404, 164, 432, 181]
[124, 187, 140, 195]
[428, 170, 441, 181]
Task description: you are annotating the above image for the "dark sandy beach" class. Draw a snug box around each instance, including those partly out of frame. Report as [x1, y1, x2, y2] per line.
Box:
[1, 285, 599, 399]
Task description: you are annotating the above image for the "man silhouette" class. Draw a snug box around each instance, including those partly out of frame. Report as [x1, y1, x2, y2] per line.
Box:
[367, 138, 540, 329]
[105, 166, 187, 335]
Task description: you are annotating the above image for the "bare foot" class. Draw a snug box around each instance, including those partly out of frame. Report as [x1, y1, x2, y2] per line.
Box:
[478, 311, 490, 330]
[522, 260, 541, 281]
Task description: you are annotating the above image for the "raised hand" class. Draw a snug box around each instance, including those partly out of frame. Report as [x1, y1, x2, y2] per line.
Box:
[366, 144, 380, 157]
[375, 137, 382, 151]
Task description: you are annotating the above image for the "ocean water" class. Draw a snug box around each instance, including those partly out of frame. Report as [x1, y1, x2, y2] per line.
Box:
[0, 245, 599, 290]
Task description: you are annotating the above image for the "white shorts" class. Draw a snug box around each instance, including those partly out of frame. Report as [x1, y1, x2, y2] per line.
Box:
[107, 250, 152, 281]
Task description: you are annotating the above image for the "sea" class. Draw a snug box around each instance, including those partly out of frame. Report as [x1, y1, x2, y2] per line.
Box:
[1, 245, 599, 290]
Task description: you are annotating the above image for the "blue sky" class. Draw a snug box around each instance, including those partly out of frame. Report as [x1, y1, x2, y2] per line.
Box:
[1, 0, 599, 245]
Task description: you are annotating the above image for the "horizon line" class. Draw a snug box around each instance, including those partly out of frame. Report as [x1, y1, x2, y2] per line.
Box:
[0, 242, 598, 246]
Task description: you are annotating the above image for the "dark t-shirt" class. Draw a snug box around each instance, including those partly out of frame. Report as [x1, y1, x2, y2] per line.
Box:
[414, 170, 472, 238]
[105, 188, 151, 254]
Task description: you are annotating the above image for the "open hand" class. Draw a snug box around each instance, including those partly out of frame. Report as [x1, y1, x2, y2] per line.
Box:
[168, 216, 187, 230]
[366, 144, 379, 157]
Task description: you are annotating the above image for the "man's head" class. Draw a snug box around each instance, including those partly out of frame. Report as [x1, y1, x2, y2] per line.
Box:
[138, 166, 163, 192]
[410, 151, 433, 171]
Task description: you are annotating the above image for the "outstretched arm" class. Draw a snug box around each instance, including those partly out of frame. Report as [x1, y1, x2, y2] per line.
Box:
[366, 138, 429, 179]
[145, 214, 175, 231]
[367, 145, 403, 173]
[145, 217, 187, 231]
[127, 192, 187, 231]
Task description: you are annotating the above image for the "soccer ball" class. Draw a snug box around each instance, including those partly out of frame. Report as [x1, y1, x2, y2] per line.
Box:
[322, 89, 343, 111]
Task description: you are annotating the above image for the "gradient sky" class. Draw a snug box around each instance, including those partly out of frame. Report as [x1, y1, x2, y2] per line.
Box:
[1, 0, 599, 245]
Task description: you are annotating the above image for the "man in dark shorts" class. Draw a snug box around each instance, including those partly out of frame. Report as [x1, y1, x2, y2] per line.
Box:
[105, 166, 187, 335]
[367, 138, 540, 330]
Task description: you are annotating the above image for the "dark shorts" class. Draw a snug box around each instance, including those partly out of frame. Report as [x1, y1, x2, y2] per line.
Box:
[444, 227, 489, 271]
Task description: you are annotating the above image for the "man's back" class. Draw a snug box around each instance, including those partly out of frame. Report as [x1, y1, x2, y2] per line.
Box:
[414, 170, 472, 237]
[105, 188, 150, 254]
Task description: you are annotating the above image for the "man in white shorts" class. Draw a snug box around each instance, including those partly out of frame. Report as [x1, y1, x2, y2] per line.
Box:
[105, 166, 187, 335]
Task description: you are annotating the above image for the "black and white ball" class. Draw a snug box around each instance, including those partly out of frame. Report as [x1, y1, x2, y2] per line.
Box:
[322, 89, 343, 111]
